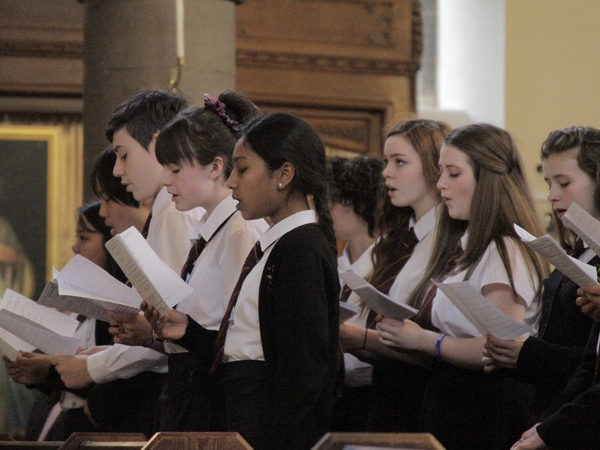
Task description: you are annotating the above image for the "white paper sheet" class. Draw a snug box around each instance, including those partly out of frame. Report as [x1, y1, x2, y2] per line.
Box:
[56, 254, 142, 307]
[38, 280, 139, 323]
[434, 281, 533, 339]
[562, 201, 600, 257]
[514, 224, 598, 287]
[0, 289, 79, 337]
[339, 270, 418, 321]
[0, 328, 35, 361]
[0, 310, 80, 356]
[106, 227, 193, 317]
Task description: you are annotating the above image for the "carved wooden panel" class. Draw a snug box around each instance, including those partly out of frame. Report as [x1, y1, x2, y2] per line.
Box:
[260, 103, 383, 158]
[236, 0, 420, 156]
[0, 0, 420, 158]
[237, 0, 420, 76]
[0, 0, 84, 95]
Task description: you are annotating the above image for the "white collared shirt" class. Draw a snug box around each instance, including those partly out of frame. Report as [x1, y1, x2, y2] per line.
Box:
[338, 242, 375, 326]
[387, 203, 440, 305]
[339, 242, 375, 387]
[164, 195, 268, 353]
[223, 210, 317, 362]
[580, 244, 595, 264]
[62, 315, 97, 409]
[431, 232, 541, 337]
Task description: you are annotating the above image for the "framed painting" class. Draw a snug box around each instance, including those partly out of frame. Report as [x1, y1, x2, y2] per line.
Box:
[0, 125, 82, 299]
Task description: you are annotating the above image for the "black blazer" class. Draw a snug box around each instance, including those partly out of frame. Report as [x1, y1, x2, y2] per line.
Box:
[516, 258, 598, 414]
[536, 321, 600, 449]
[180, 223, 340, 449]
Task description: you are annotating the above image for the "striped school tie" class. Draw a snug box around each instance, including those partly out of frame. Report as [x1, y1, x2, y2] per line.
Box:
[210, 241, 263, 373]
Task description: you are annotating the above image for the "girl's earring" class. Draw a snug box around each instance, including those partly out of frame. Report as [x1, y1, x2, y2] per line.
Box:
[278, 183, 283, 188]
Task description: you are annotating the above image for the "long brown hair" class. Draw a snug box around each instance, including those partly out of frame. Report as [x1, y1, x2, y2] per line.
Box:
[370, 119, 451, 285]
[408, 123, 548, 308]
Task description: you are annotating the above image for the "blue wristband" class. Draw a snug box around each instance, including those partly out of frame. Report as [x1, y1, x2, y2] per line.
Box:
[435, 333, 446, 362]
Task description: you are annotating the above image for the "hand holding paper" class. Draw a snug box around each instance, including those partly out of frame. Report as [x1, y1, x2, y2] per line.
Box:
[0, 330, 35, 362]
[6, 351, 52, 385]
[575, 284, 600, 321]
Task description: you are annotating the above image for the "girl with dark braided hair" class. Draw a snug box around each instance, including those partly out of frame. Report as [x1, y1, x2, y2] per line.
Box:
[145, 113, 340, 449]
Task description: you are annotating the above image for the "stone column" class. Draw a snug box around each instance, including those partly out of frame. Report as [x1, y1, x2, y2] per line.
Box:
[82, 0, 238, 200]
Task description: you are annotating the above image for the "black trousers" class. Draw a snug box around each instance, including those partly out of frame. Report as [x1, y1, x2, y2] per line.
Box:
[211, 360, 272, 450]
[331, 384, 371, 432]
[154, 352, 212, 432]
[420, 362, 535, 450]
[367, 356, 430, 432]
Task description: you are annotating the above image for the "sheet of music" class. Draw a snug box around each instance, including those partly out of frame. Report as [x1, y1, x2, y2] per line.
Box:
[434, 281, 533, 339]
[106, 226, 193, 317]
[0, 328, 35, 361]
[0, 310, 80, 356]
[38, 280, 139, 322]
[56, 254, 142, 307]
[562, 201, 600, 257]
[0, 289, 79, 337]
[514, 224, 598, 287]
[339, 270, 418, 321]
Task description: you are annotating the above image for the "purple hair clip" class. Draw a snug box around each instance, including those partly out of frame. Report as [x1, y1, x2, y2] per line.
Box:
[203, 93, 241, 132]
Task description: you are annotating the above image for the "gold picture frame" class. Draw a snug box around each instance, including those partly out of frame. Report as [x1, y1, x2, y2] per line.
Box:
[0, 124, 82, 288]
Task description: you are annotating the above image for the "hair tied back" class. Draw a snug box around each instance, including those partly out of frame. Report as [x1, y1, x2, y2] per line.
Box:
[203, 93, 242, 131]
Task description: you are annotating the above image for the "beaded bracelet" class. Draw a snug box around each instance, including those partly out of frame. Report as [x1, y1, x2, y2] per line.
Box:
[435, 333, 446, 362]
